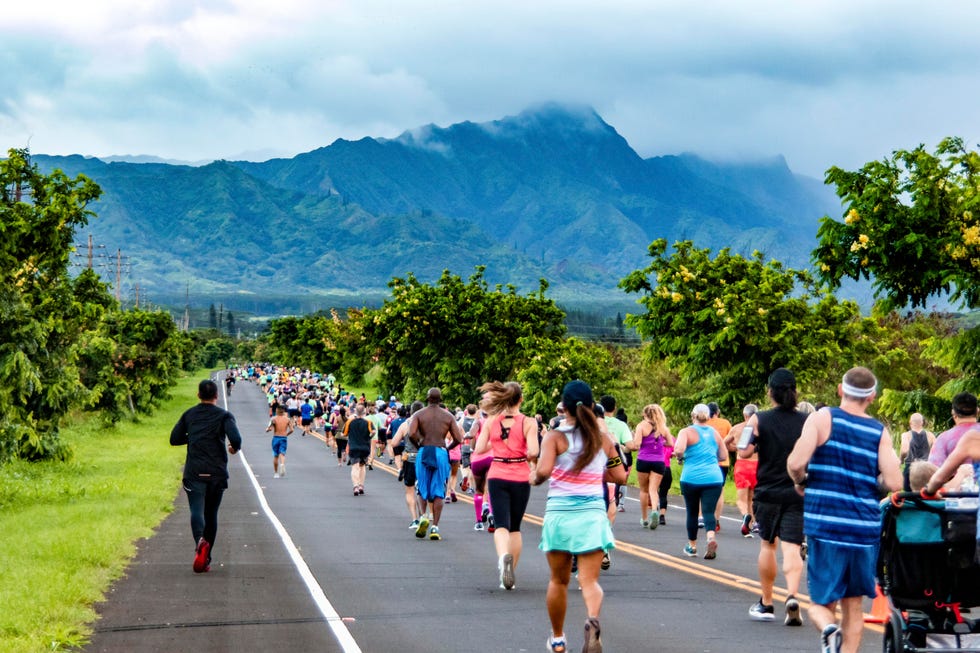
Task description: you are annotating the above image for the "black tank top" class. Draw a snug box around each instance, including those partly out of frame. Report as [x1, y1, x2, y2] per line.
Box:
[754, 406, 808, 504]
[906, 430, 930, 464]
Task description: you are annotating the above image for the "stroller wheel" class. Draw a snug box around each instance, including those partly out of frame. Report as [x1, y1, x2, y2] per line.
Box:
[884, 610, 905, 653]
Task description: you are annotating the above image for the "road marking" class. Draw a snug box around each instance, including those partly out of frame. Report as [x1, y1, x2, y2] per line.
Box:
[221, 376, 363, 653]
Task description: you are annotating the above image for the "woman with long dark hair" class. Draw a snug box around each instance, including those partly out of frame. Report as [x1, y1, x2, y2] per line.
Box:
[532, 380, 627, 653]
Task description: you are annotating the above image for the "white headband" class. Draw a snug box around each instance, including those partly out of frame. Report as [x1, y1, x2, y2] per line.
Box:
[842, 380, 876, 398]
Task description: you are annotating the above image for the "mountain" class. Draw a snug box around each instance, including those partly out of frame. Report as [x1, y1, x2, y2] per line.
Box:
[30, 103, 841, 312]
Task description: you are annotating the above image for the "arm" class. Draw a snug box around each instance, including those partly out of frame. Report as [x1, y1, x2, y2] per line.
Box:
[523, 416, 540, 462]
[715, 432, 728, 462]
[447, 417, 464, 449]
[604, 433, 628, 484]
[531, 431, 559, 485]
[787, 411, 826, 486]
[474, 418, 493, 455]
[225, 413, 242, 454]
[663, 428, 674, 448]
[925, 430, 980, 495]
[673, 427, 689, 458]
[630, 422, 645, 452]
[736, 414, 759, 458]
[877, 427, 902, 492]
[170, 414, 188, 446]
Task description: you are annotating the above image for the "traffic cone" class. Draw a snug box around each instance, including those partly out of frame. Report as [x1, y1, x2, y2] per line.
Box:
[865, 585, 889, 623]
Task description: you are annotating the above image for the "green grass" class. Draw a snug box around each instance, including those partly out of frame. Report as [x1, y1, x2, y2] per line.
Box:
[0, 375, 197, 652]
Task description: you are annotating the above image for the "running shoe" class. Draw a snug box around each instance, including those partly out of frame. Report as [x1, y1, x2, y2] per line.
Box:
[481, 507, 490, 524]
[697, 517, 705, 529]
[648, 515, 658, 530]
[409, 518, 421, 531]
[784, 596, 803, 626]
[367, 463, 373, 470]
[571, 555, 578, 574]
[659, 514, 666, 526]
[547, 635, 567, 652]
[641, 518, 650, 528]
[617, 503, 625, 513]
[428, 525, 441, 541]
[193, 537, 211, 573]
[460, 477, 470, 492]
[279, 463, 285, 477]
[415, 516, 430, 538]
[800, 540, 808, 561]
[751, 522, 760, 534]
[704, 539, 717, 560]
[749, 600, 775, 621]
[820, 623, 842, 653]
[353, 486, 358, 496]
[683, 543, 697, 557]
[741, 514, 752, 537]
[273, 472, 280, 479]
[600, 552, 610, 570]
[474, 521, 485, 531]
[583, 617, 602, 653]
[500, 553, 515, 590]
[487, 515, 496, 533]
[450, 491, 458, 503]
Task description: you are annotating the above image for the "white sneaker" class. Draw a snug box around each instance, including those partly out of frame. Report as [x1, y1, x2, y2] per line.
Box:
[273, 472, 280, 478]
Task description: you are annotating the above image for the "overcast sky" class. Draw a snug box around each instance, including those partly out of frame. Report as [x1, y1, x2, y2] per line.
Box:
[2, 0, 978, 178]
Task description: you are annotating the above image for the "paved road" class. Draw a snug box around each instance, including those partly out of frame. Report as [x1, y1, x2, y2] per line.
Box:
[84, 376, 882, 652]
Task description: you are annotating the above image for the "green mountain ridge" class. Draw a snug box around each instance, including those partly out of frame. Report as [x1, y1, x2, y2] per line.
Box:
[29, 103, 841, 312]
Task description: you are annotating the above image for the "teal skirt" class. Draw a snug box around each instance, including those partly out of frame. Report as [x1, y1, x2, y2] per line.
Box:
[539, 496, 615, 554]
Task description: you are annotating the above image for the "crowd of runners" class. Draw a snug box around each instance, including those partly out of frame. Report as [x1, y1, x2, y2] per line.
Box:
[209, 363, 980, 653]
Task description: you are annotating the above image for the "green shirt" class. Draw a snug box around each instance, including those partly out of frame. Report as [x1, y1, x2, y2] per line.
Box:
[605, 416, 633, 446]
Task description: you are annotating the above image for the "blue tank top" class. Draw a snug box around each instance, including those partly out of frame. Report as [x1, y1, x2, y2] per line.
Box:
[803, 407, 884, 545]
[679, 424, 724, 486]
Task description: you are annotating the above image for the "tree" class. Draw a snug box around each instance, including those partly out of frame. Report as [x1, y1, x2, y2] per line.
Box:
[620, 239, 876, 410]
[813, 137, 980, 310]
[813, 137, 980, 414]
[208, 304, 218, 330]
[0, 149, 103, 461]
[361, 267, 566, 405]
[516, 336, 618, 418]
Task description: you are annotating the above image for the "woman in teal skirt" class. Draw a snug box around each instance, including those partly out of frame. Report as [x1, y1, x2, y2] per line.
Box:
[531, 380, 628, 653]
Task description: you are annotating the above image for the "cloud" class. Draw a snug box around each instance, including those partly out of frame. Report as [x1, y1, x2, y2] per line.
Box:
[1, 0, 979, 176]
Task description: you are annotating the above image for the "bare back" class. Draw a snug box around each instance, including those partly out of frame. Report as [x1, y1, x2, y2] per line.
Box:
[410, 405, 463, 448]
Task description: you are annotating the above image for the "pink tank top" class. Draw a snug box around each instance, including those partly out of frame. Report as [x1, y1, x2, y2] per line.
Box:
[487, 413, 532, 483]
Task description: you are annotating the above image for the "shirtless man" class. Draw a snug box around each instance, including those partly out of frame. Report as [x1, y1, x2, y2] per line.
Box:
[408, 388, 465, 540]
[266, 406, 293, 478]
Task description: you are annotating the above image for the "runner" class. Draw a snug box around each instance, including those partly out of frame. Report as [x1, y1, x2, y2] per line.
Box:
[532, 380, 627, 653]
[724, 404, 759, 537]
[474, 380, 539, 590]
[265, 406, 293, 478]
[389, 402, 424, 529]
[407, 388, 465, 541]
[673, 403, 726, 560]
[632, 403, 674, 529]
[343, 404, 375, 495]
[169, 379, 242, 573]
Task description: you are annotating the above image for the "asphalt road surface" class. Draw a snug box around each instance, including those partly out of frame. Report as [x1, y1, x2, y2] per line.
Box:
[84, 375, 882, 653]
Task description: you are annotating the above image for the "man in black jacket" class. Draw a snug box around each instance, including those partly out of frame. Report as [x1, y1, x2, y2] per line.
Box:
[170, 379, 242, 573]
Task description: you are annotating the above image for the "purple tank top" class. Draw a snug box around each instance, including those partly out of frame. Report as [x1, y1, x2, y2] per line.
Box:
[638, 428, 666, 462]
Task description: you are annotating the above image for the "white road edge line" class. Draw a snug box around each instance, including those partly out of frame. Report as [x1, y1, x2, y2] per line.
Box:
[220, 374, 363, 653]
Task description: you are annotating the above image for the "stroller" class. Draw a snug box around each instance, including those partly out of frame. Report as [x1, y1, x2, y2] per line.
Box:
[878, 491, 980, 652]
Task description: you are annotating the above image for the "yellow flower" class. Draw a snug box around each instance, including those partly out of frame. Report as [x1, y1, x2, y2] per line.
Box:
[671, 292, 683, 303]
[716, 308, 725, 316]
[820, 263, 830, 272]
[758, 308, 768, 315]
[858, 234, 869, 244]
[845, 209, 860, 224]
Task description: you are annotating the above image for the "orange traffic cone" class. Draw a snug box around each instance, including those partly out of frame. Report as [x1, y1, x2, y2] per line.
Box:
[865, 585, 889, 623]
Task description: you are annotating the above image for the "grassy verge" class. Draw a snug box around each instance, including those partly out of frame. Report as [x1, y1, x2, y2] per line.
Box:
[0, 374, 198, 652]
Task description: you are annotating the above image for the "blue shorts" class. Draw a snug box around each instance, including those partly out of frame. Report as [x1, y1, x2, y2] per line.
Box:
[272, 436, 288, 457]
[806, 537, 878, 605]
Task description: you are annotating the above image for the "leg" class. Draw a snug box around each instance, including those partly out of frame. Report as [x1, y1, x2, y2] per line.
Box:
[758, 540, 778, 605]
[404, 486, 418, 520]
[780, 540, 804, 597]
[807, 600, 839, 637]
[545, 551, 573, 639]
[636, 471, 650, 522]
[659, 465, 672, 518]
[838, 597, 865, 653]
[202, 482, 225, 547]
[576, 550, 605, 618]
[184, 481, 206, 544]
[431, 497, 444, 525]
[680, 482, 701, 543]
[649, 471, 663, 520]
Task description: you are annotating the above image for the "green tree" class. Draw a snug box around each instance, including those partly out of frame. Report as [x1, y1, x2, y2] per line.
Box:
[813, 137, 980, 310]
[0, 149, 103, 461]
[516, 337, 617, 418]
[620, 239, 876, 410]
[362, 267, 566, 405]
[813, 137, 980, 416]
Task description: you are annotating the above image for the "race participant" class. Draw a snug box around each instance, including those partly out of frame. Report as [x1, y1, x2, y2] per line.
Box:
[673, 403, 726, 560]
[532, 380, 626, 653]
[266, 406, 293, 478]
[343, 404, 375, 495]
[632, 403, 674, 529]
[474, 381, 539, 590]
[724, 404, 759, 536]
[298, 398, 315, 437]
[407, 388, 465, 541]
[388, 402, 423, 530]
